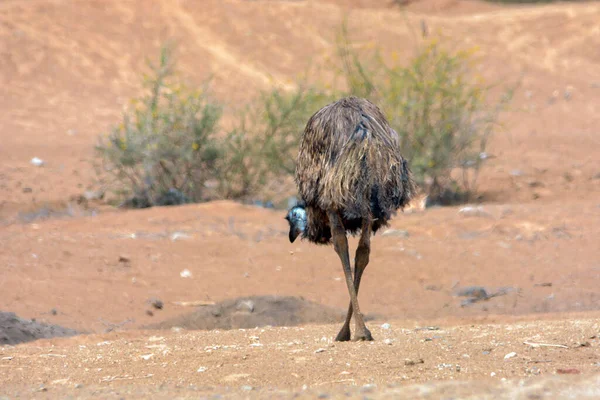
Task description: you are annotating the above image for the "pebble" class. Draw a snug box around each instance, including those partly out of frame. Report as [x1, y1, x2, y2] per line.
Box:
[381, 229, 410, 238]
[504, 352, 517, 360]
[180, 269, 192, 278]
[381, 323, 391, 330]
[197, 367, 207, 373]
[148, 298, 164, 310]
[30, 157, 45, 167]
[458, 206, 493, 218]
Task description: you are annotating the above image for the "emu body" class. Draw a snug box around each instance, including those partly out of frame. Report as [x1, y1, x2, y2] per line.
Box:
[286, 96, 415, 341]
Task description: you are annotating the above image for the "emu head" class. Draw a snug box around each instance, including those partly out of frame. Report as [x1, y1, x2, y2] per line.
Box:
[285, 205, 307, 243]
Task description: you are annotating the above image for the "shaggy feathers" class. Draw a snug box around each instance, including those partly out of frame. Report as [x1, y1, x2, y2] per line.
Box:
[294, 96, 415, 244]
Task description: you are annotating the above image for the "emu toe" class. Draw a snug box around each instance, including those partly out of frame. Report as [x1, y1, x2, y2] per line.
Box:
[353, 327, 373, 342]
[335, 326, 351, 342]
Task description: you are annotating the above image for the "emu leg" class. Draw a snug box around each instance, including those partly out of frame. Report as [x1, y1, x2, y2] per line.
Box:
[329, 212, 373, 342]
[335, 218, 372, 342]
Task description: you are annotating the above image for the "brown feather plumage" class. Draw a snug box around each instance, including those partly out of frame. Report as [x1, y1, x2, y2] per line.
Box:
[295, 96, 415, 244]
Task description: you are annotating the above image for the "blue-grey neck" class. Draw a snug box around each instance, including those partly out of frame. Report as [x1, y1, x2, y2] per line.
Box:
[285, 205, 307, 243]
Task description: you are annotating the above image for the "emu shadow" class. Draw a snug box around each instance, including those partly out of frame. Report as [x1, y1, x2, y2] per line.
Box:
[147, 295, 377, 331]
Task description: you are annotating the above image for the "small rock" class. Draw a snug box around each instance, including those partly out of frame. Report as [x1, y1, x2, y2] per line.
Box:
[236, 300, 255, 313]
[381, 323, 391, 330]
[170, 232, 191, 241]
[30, 157, 45, 167]
[50, 308, 58, 316]
[384, 338, 393, 345]
[83, 190, 103, 201]
[146, 310, 154, 317]
[361, 383, 376, 393]
[382, 229, 410, 238]
[504, 352, 517, 360]
[314, 348, 326, 353]
[197, 366, 207, 373]
[22, 187, 33, 193]
[556, 368, 580, 375]
[140, 354, 153, 360]
[148, 298, 164, 310]
[490, 372, 496, 377]
[118, 255, 131, 263]
[510, 169, 524, 177]
[405, 358, 424, 366]
[180, 269, 192, 278]
[74, 383, 83, 389]
[455, 286, 489, 300]
[458, 206, 492, 218]
[240, 385, 253, 391]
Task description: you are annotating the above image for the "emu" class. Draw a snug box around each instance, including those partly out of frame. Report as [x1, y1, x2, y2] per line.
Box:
[286, 96, 415, 341]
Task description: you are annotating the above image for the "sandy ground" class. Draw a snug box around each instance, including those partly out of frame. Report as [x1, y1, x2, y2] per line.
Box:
[1, 0, 599, 398]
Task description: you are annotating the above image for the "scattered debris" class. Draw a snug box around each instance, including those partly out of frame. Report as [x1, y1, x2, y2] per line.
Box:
[534, 282, 553, 287]
[170, 232, 191, 241]
[524, 341, 568, 349]
[405, 358, 424, 366]
[118, 255, 131, 264]
[458, 206, 493, 218]
[30, 157, 45, 167]
[148, 298, 164, 310]
[556, 368, 580, 375]
[180, 269, 193, 278]
[100, 317, 134, 333]
[381, 229, 410, 238]
[456, 286, 520, 306]
[171, 300, 216, 307]
[236, 300, 255, 313]
[415, 326, 440, 331]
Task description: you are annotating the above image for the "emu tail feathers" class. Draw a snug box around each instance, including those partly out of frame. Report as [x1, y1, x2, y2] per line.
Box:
[319, 114, 414, 219]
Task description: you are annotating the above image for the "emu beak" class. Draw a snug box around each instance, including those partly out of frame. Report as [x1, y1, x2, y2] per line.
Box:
[289, 227, 301, 243]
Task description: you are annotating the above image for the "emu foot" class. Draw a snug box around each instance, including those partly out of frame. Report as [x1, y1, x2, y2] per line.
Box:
[352, 327, 373, 342]
[335, 326, 351, 342]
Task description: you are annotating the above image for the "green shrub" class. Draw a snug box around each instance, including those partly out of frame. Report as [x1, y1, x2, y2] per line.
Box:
[95, 46, 223, 207]
[216, 84, 333, 200]
[95, 28, 514, 209]
[332, 25, 514, 203]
